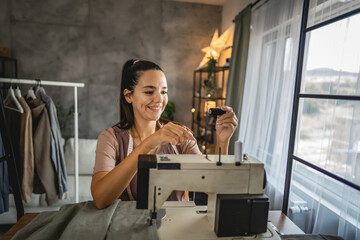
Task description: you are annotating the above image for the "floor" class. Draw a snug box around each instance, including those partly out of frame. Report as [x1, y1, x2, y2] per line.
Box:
[0, 224, 13, 237]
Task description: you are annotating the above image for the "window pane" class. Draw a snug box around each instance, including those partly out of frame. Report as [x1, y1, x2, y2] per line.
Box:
[295, 98, 360, 185]
[289, 161, 360, 237]
[308, 0, 360, 28]
[302, 13, 360, 95]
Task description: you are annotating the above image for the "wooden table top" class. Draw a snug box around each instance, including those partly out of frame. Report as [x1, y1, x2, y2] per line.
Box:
[1, 213, 39, 240]
[1, 210, 303, 239]
[268, 211, 304, 235]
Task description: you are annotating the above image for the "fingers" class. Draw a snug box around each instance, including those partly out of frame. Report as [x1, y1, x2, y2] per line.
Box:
[161, 123, 195, 145]
[216, 106, 238, 128]
[168, 123, 195, 141]
[220, 106, 233, 112]
[217, 119, 237, 130]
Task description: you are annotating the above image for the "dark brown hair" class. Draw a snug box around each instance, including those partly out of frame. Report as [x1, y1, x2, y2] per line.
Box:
[116, 59, 165, 129]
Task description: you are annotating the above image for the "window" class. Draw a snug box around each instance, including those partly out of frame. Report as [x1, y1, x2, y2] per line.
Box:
[284, 0, 360, 239]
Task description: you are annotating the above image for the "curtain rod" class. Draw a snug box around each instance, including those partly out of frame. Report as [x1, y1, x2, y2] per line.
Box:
[0, 78, 85, 88]
[251, 0, 269, 11]
[233, 0, 269, 23]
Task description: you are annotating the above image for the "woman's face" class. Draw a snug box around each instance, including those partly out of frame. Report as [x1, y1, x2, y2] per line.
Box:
[125, 70, 168, 123]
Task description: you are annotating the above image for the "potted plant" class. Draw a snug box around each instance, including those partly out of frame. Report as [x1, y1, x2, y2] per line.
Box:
[161, 101, 175, 121]
[205, 58, 217, 97]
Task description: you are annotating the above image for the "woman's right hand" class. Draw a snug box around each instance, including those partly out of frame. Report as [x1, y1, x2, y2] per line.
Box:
[143, 122, 195, 153]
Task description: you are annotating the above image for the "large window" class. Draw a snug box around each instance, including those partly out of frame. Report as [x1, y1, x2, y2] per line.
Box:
[284, 0, 360, 239]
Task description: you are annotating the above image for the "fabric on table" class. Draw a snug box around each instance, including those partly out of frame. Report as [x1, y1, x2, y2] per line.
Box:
[27, 98, 58, 206]
[12, 200, 159, 240]
[35, 86, 68, 198]
[18, 97, 34, 203]
[0, 132, 9, 213]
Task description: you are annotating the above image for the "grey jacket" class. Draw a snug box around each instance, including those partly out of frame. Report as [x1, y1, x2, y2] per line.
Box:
[35, 86, 68, 197]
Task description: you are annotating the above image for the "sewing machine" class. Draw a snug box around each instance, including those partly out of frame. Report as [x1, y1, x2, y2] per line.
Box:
[136, 153, 281, 239]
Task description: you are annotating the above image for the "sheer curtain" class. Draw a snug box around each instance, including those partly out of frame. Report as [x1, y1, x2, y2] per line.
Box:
[290, 1, 360, 239]
[238, 0, 303, 210]
[238, 0, 360, 237]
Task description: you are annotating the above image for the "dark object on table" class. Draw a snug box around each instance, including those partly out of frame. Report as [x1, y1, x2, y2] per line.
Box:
[215, 194, 269, 237]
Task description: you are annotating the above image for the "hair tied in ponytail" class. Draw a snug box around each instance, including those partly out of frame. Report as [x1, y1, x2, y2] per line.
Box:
[117, 59, 163, 129]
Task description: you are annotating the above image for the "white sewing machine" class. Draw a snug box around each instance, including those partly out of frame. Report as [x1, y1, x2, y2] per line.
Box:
[136, 153, 281, 240]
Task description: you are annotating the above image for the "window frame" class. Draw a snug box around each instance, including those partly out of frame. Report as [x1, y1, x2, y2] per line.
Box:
[282, 0, 360, 215]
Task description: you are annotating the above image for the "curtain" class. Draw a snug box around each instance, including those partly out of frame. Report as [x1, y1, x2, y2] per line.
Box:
[225, 5, 251, 154]
[238, 0, 303, 210]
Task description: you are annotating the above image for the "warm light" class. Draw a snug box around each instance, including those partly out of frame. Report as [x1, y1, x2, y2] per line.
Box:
[205, 101, 216, 112]
[196, 26, 234, 69]
[202, 145, 206, 150]
[191, 108, 195, 113]
[207, 94, 211, 98]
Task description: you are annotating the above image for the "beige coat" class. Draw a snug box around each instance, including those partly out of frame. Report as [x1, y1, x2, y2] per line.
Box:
[18, 97, 34, 203]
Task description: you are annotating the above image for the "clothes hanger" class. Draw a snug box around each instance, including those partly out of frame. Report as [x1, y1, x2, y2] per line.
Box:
[3, 84, 24, 113]
[15, 85, 22, 99]
[37, 79, 46, 93]
[26, 80, 39, 100]
[27, 87, 37, 100]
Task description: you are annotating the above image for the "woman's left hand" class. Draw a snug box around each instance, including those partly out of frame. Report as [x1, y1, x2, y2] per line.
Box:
[215, 106, 238, 143]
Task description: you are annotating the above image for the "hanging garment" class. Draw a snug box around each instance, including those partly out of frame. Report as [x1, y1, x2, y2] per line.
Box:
[26, 98, 58, 206]
[4, 100, 22, 184]
[35, 86, 68, 198]
[18, 97, 34, 203]
[0, 132, 10, 214]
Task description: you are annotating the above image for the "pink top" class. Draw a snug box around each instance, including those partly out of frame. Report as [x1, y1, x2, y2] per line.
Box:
[93, 126, 201, 201]
[94, 127, 201, 174]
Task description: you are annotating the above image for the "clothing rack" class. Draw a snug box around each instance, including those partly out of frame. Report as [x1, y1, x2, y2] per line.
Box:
[0, 78, 85, 204]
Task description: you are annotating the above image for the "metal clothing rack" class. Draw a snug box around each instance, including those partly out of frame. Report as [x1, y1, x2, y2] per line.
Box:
[0, 78, 85, 204]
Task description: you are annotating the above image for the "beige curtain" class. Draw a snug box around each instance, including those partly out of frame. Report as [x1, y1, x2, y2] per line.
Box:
[225, 5, 251, 154]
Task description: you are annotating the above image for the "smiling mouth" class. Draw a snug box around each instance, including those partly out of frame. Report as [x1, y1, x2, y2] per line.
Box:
[147, 106, 162, 111]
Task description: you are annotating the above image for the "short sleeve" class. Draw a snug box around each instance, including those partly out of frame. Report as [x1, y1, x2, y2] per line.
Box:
[93, 128, 119, 174]
[180, 140, 202, 154]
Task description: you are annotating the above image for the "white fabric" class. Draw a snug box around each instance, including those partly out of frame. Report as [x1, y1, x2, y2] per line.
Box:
[239, 0, 303, 210]
[128, 132, 134, 155]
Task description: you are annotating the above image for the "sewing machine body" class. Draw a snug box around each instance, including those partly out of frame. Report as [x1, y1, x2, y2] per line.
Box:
[158, 201, 280, 240]
[136, 154, 279, 239]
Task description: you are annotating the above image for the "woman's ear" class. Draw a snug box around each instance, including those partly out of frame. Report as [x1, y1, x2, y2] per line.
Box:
[123, 89, 132, 104]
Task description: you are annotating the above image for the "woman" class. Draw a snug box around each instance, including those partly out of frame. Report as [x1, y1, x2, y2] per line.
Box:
[91, 59, 238, 209]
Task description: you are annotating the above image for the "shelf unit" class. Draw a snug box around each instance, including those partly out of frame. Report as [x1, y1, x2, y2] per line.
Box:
[191, 66, 229, 154]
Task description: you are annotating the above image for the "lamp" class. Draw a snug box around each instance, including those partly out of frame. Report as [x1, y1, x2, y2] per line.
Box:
[197, 26, 233, 69]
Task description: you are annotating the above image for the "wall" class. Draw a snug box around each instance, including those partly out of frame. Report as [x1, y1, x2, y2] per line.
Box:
[0, 0, 221, 138]
[218, 0, 253, 66]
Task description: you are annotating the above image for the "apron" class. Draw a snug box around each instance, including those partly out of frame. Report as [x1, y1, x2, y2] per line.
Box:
[112, 126, 182, 201]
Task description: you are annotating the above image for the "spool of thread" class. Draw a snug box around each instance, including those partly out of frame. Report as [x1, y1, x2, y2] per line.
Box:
[234, 140, 243, 165]
[208, 108, 226, 116]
